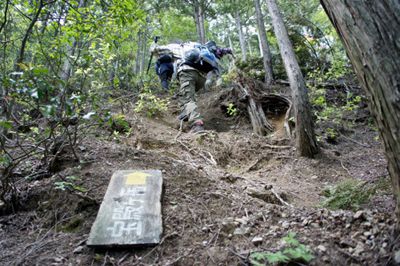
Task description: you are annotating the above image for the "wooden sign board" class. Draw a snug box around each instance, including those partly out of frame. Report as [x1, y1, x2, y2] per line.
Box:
[87, 170, 163, 247]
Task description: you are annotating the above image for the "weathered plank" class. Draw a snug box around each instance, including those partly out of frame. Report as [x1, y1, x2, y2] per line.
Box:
[87, 170, 163, 247]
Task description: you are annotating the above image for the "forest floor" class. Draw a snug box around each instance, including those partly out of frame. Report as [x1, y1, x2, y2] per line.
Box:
[0, 82, 397, 265]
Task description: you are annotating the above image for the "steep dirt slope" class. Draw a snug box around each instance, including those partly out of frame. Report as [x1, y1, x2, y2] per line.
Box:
[0, 87, 395, 265]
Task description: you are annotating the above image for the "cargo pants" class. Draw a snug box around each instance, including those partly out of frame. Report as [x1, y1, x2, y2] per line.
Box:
[177, 65, 206, 125]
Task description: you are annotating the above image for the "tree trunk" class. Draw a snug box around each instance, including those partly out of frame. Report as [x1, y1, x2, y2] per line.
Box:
[246, 29, 253, 56]
[194, 5, 201, 43]
[257, 31, 263, 57]
[16, 0, 44, 70]
[320, 0, 400, 231]
[235, 11, 247, 61]
[228, 36, 233, 51]
[0, 0, 10, 35]
[266, 0, 318, 157]
[198, 5, 206, 43]
[135, 34, 141, 74]
[254, 0, 274, 85]
[194, 4, 206, 43]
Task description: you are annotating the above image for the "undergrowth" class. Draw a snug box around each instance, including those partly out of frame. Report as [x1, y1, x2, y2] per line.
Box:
[322, 177, 391, 210]
[250, 232, 314, 265]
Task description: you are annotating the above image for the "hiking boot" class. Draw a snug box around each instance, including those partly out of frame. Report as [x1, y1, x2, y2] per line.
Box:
[190, 121, 205, 134]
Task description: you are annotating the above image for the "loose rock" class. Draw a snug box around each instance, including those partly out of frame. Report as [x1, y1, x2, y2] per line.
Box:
[252, 236, 263, 246]
[353, 210, 364, 220]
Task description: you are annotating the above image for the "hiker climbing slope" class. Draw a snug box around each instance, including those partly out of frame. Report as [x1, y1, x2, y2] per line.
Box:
[177, 41, 233, 133]
[155, 54, 174, 90]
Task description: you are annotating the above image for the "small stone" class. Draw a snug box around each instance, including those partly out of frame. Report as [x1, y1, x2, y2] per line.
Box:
[363, 222, 372, 228]
[233, 227, 250, 236]
[317, 245, 327, 253]
[252, 236, 263, 246]
[351, 232, 360, 239]
[282, 221, 290, 229]
[310, 223, 319, 228]
[73, 246, 84, 254]
[53, 257, 64, 263]
[202, 241, 208, 246]
[353, 211, 364, 220]
[235, 217, 249, 225]
[395, 250, 400, 264]
[363, 231, 372, 237]
[221, 218, 237, 234]
[311, 175, 318, 180]
[379, 248, 387, 255]
[322, 256, 330, 262]
[353, 242, 365, 256]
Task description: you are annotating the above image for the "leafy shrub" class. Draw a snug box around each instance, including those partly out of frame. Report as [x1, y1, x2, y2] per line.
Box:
[107, 114, 131, 134]
[134, 92, 169, 117]
[322, 179, 376, 210]
[250, 232, 314, 265]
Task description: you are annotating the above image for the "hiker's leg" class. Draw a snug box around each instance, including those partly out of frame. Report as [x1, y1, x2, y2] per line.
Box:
[195, 71, 207, 92]
[177, 70, 202, 124]
[204, 70, 217, 91]
[160, 72, 169, 90]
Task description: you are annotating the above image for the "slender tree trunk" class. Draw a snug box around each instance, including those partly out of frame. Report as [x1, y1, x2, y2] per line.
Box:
[0, 0, 10, 35]
[321, 0, 400, 232]
[140, 33, 148, 73]
[135, 31, 142, 74]
[60, 0, 84, 81]
[235, 11, 247, 61]
[254, 0, 274, 85]
[198, 4, 206, 43]
[246, 28, 253, 56]
[266, 0, 318, 157]
[194, 5, 202, 43]
[193, 3, 206, 43]
[16, 0, 44, 70]
[257, 31, 263, 56]
[228, 36, 233, 51]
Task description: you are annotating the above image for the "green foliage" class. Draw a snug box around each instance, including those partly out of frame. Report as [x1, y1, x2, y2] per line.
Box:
[226, 103, 237, 116]
[54, 176, 87, 193]
[250, 232, 314, 265]
[322, 179, 376, 210]
[134, 92, 169, 117]
[107, 114, 131, 134]
[235, 57, 265, 80]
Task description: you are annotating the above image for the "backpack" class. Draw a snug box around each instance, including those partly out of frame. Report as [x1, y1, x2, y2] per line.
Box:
[184, 45, 218, 73]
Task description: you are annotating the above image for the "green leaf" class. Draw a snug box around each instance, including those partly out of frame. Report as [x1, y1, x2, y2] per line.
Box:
[284, 245, 314, 262]
[0, 120, 13, 129]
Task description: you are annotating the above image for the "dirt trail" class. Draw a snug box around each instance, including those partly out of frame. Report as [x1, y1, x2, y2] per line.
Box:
[0, 87, 396, 265]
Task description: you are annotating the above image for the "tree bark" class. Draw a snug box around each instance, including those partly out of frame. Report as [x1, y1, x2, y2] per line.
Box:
[257, 31, 263, 57]
[235, 11, 247, 61]
[198, 4, 206, 43]
[194, 3, 206, 43]
[266, 0, 318, 157]
[135, 31, 142, 74]
[254, 0, 274, 85]
[60, 0, 84, 81]
[320, 0, 400, 231]
[16, 0, 44, 70]
[246, 28, 253, 56]
[0, 0, 10, 35]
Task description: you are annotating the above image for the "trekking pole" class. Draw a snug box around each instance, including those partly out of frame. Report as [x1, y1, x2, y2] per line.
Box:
[146, 36, 160, 74]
